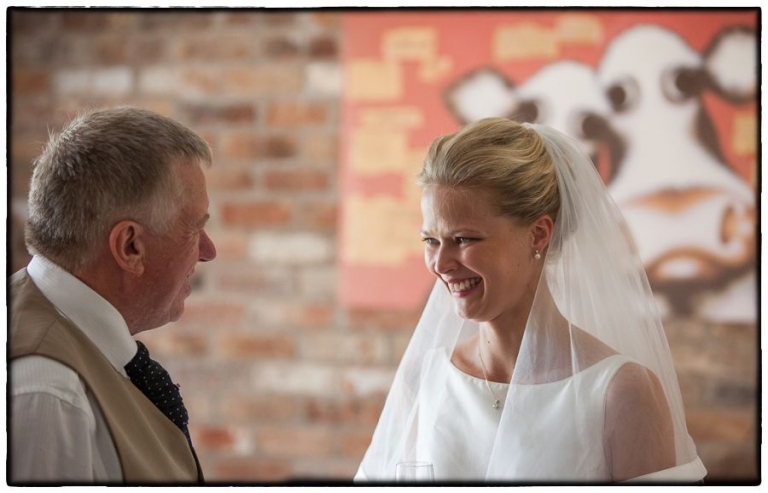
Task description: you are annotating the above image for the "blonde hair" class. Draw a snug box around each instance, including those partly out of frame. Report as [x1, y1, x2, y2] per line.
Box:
[418, 118, 560, 225]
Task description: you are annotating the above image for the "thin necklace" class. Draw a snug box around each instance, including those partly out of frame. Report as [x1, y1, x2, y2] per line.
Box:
[477, 346, 501, 409]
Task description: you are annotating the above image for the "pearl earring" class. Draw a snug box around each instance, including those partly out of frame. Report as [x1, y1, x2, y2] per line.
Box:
[534, 249, 541, 260]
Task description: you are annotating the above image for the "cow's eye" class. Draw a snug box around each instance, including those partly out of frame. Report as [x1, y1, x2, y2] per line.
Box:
[606, 77, 639, 113]
[662, 66, 703, 103]
[512, 99, 544, 124]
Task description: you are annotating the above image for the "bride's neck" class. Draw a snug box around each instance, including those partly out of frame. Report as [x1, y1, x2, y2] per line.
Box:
[479, 283, 563, 381]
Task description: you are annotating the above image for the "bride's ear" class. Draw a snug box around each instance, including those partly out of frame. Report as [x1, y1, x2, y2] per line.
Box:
[531, 214, 554, 253]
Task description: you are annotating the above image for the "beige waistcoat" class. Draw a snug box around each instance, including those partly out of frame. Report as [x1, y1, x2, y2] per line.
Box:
[9, 269, 203, 484]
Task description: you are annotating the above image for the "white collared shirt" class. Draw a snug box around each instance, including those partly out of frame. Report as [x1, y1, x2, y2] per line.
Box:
[10, 256, 138, 483]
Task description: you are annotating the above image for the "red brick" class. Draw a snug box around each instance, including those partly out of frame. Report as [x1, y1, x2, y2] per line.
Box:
[262, 34, 300, 58]
[172, 362, 252, 398]
[221, 200, 293, 227]
[205, 229, 249, 261]
[304, 395, 386, 426]
[176, 299, 247, 329]
[213, 458, 293, 482]
[10, 140, 39, 197]
[300, 201, 338, 231]
[348, 308, 422, 332]
[131, 36, 169, 64]
[291, 303, 335, 328]
[264, 169, 329, 192]
[117, 98, 175, 119]
[687, 409, 754, 442]
[339, 430, 372, 459]
[204, 167, 255, 191]
[89, 36, 130, 65]
[191, 425, 239, 452]
[213, 266, 294, 296]
[215, 333, 296, 359]
[178, 67, 220, 97]
[137, 330, 208, 358]
[104, 12, 139, 31]
[179, 33, 255, 61]
[300, 132, 339, 163]
[254, 300, 336, 329]
[258, 13, 298, 26]
[61, 12, 111, 32]
[139, 11, 213, 30]
[291, 458, 359, 480]
[220, 65, 303, 95]
[10, 10, 59, 32]
[256, 426, 335, 458]
[221, 394, 299, 424]
[221, 12, 264, 26]
[182, 102, 256, 126]
[309, 35, 338, 58]
[303, 332, 388, 365]
[10, 211, 31, 273]
[262, 135, 300, 159]
[221, 132, 298, 161]
[696, 441, 758, 481]
[310, 12, 342, 28]
[13, 69, 50, 96]
[391, 333, 413, 364]
[182, 392, 216, 423]
[267, 102, 329, 127]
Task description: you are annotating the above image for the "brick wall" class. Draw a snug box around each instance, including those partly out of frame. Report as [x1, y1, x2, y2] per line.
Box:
[8, 9, 757, 483]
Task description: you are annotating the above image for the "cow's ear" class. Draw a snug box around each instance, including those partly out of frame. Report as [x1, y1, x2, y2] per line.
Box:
[703, 26, 756, 103]
[443, 68, 520, 124]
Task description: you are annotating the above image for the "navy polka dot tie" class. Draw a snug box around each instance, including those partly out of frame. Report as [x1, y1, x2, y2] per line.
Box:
[125, 341, 191, 443]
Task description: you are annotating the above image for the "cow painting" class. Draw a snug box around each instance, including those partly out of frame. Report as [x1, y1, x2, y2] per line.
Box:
[443, 25, 757, 322]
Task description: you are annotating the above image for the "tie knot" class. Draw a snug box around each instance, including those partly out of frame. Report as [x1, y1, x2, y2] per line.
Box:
[125, 340, 151, 374]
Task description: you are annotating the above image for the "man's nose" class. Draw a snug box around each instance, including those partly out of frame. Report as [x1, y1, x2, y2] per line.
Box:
[199, 230, 217, 262]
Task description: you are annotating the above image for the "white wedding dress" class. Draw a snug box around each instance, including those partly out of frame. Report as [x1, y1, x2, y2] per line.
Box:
[355, 347, 706, 483]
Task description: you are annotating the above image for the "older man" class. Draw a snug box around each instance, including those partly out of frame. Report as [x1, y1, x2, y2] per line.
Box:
[9, 107, 216, 484]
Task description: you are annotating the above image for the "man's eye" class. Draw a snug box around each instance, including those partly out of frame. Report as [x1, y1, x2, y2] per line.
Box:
[421, 238, 438, 246]
[456, 237, 475, 245]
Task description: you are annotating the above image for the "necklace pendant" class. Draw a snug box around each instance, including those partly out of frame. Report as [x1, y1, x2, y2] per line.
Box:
[493, 399, 500, 409]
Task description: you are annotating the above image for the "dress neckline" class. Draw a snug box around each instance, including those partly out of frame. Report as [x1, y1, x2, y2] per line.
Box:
[444, 348, 629, 388]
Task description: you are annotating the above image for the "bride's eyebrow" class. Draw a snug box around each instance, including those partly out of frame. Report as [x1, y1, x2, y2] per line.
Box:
[420, 228, 483, 236]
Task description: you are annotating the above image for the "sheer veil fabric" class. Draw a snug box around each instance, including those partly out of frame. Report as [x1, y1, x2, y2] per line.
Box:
[357, 123, 705, 483]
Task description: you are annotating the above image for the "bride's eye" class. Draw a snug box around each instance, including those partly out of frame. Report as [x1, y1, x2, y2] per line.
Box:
[456, 237, 475, 245]
[421, 237, 439, 246]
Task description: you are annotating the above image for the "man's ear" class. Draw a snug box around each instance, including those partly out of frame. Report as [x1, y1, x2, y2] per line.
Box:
[109, 220, 146, 276]
[531, 214, 554, 253]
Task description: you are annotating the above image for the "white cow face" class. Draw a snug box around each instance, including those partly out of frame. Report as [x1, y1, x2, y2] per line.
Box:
[514, 60, 622, 181]
[598, 25, 756, 320]
[444, 62, 619, 178]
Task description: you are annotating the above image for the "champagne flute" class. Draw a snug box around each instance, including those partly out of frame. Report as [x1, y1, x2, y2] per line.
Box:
[395, 461, 435, 482]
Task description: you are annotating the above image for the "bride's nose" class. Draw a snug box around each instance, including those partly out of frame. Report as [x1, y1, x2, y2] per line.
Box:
[433, 244, 458, 275]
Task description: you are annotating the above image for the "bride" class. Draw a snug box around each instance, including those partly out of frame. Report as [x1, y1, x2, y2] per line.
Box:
[354, 118, 707, 484]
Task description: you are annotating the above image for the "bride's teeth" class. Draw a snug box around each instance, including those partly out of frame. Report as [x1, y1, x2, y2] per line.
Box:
[450, 278, 481, 292]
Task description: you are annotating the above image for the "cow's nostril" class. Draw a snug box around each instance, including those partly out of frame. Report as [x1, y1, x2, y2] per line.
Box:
[721, 203, 754, 245]
[581, 113, 604, 139]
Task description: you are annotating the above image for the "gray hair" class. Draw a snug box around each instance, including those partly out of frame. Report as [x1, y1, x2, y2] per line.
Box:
[418, 117, 560, 225]
[25, 106, 212, 272]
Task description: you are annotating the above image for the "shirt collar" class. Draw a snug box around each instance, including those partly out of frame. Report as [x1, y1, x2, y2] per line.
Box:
[26, 255, 137, 377]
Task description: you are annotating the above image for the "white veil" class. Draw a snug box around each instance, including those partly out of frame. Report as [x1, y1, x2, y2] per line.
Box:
[357, 122, 705, 483]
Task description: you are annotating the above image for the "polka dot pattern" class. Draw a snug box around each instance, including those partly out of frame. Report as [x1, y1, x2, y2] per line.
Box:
[125, 341, 191, 443]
